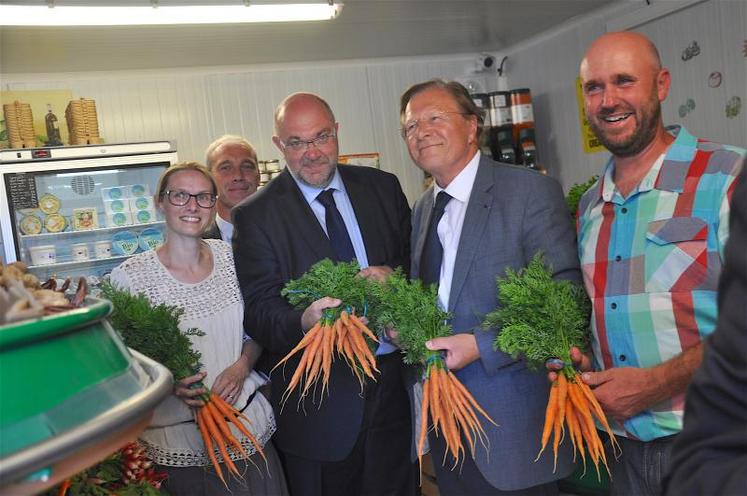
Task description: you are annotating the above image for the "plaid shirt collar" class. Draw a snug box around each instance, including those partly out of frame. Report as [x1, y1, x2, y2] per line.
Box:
[587, 125, 696, 207]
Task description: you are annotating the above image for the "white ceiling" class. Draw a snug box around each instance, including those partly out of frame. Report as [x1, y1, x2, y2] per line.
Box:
[0, 0, 618, 74]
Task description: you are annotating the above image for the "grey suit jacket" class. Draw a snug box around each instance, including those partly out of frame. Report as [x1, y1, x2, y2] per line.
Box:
[411, 155, 581, 490]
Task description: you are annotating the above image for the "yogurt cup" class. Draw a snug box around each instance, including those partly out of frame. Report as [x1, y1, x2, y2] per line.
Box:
[29, 245, 57, 266]
[71, 243, 90, 262]
[94, 240, 113, 259]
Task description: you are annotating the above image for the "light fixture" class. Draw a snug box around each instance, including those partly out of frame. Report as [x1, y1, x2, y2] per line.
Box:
[0, 1, 344, 26]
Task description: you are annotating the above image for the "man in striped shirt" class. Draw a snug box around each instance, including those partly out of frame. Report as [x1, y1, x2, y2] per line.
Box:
[569, 31, 744, 495]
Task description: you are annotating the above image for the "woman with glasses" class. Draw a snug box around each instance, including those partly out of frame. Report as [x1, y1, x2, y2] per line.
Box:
[110, 162, 288, 496]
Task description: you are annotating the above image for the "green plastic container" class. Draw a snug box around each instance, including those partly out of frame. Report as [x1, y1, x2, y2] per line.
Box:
[0, 298, 173, 490]
[0, 298, 137, 458]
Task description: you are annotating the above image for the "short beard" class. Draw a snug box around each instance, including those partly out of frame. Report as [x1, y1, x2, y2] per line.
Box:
[295, 164, 335, 189]
[590, 99, 662, 158]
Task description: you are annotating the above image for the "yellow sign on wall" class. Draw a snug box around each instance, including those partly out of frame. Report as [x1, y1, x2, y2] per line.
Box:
[1, 89, 73, 148]
[575, 78, 605, 154]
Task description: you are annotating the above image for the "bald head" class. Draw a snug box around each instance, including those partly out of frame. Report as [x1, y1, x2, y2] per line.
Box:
[274, 93, 336, 134]
[579, 31, 671, 158]
[582, 31, 662, 76]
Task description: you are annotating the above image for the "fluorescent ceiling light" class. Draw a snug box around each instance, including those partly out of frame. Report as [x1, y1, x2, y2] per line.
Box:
[0, 2, 343, 26]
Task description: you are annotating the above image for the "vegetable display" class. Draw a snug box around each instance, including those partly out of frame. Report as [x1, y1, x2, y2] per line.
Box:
[1, 261, 89, 324]
[49, 442, 166, 496]
[276, 259, 379, 406]
[482, 253, 619, 478]
[100, 283, 266, 487]
[372, 271, 496, 475]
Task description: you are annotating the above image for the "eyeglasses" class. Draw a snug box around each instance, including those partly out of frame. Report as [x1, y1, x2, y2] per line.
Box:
[162, 190, 217, 208]
[401, 111, 468, 139]
[281, 131, 337, 152]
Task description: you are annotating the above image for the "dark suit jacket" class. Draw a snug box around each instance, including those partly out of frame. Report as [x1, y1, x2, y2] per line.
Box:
[202, 221, 222, 240]
[664, 167, 747, 495]
[232, 165, 411, 462]
[411, 155, 580, 490]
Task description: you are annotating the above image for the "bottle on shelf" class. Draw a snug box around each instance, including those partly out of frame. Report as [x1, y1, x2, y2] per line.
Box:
[487, 91, 515, 163]
[494, 128, 517, 165]
[44, 104, 63, 147]
[518, 128, 539, 170]
[509, 88, 534, 153]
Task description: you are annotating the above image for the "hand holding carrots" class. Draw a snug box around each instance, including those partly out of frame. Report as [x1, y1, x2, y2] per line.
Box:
[582, 366, 663, 423]
[301, 296, 342, 331]
[426, 333, 480, 371]
[175, 371, 208, 407]
[546, 346, 592, 382]
[357, 265, 393, 282]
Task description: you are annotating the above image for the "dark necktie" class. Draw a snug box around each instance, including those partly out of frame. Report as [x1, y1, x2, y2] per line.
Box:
[317, 189, 356, 262]
[419, 191, 452, 286]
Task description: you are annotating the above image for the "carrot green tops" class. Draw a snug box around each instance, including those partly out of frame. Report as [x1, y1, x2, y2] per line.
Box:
[577, 125, 745, 441]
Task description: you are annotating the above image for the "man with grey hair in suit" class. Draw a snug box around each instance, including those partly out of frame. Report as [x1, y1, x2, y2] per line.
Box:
[400, 78, 580, 495]
[203, 134, 260, 242]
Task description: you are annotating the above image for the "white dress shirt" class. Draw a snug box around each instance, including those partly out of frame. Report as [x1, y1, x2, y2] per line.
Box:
[215, 213, 234, 244]
[431, 151, 481, 310]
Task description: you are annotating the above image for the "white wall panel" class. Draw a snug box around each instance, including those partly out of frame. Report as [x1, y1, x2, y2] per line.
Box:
[7, 1, 739, 205]
[504, 0, 746, 191]
[2, 55, 475, 203]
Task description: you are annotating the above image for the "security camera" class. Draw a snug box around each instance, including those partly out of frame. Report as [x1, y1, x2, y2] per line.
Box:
[476, 54, 496, 71]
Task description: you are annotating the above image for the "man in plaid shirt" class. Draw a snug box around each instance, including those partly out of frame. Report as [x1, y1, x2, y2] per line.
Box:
[564, 31, 744, 495]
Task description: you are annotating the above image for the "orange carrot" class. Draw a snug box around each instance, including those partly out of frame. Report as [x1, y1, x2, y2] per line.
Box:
[348, 313, 380, 343]
[206, 401, 249, 459]
[200, 401, 241, 477]
[447, 371, 497, 426]
[197, 408, 227, 488]
[552, 373, 568, 472]
[211, 396, 268, 468]
[535, 377, 559, 461]
[271, 322, 322, 372]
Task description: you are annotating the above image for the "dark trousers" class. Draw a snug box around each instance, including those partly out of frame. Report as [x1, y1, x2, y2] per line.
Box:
[430, 430, 559, 496]
[279, 352, 417, 496]
[609, 434, 676, 496]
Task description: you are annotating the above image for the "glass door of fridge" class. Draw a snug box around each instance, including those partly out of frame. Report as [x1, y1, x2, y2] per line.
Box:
[5, 163, 168, 282]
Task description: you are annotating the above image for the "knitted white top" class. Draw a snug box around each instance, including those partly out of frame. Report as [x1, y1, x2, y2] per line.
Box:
[110, 239, 275, 467]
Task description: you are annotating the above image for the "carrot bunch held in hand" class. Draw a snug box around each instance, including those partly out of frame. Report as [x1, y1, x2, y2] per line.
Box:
[372, 271, 496, 476]
[273, 307, 379, 405]
[484, 253, 620, 478]
[278, 260, 381, 406]
[101, 283, 267, 487]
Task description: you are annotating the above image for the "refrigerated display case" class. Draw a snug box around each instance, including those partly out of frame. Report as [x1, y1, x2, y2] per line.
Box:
[0, 142, 177, 282]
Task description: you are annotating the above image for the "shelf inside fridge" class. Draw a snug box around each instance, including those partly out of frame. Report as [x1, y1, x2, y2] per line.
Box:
[27, 255, 131, 271]
[19, 220, 165, 240]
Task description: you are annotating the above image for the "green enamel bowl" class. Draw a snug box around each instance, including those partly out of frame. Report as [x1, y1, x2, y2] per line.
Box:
[1, 298, 140, 458]
[0, 298, 173, 489]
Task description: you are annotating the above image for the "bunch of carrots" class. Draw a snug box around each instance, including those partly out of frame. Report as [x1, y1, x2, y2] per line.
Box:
[278, 260, 381, 406]
[101, 283, 267, 488]
[538, 367, 620, 478]
[194, 389, 267, 484]
[484, 253, 620, 478]
[273, 308, 379, 405]
[419, 356, 496, 471]
[372, 271, 496, 475]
